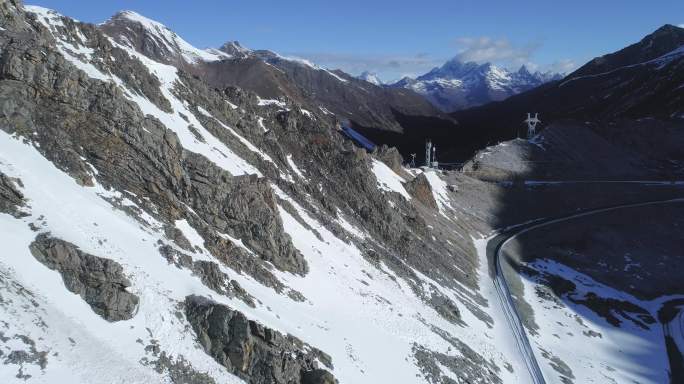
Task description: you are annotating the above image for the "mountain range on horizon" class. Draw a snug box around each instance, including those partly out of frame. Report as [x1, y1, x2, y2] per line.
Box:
[17, 5, 684, 171]
[448, 22, 684, 160]
[355, 60, 563, 113]
[100, 9, 458, 138]
[103, 9, 560, 119]
[15, 5, 684, 176]
[352, 22, 684, 163]
[387, 60, 562, 112]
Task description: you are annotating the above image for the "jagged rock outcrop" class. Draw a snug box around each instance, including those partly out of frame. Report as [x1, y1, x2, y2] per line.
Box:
[159, 244, 256, 307]
[429, 291, 463, 326]
[184, 153, 307, 275]
[184, 295, 337, 384]
[405, 173, 438, 210]
[29, 234, 139, 321]
[0, 0, 26, 32]
[0, 172, 27, 217]
[301, 370, 337, 384]
[375, 144, 405, 174]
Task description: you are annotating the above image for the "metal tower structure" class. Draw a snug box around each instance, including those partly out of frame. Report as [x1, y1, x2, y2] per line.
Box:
[524, 113, 541, 138]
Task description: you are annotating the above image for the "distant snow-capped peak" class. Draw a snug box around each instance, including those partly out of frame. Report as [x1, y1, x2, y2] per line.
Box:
[217, 40, 252, 58]
[392, 58, 562, 112]
[357, 71, 383, 86]
[102, 10, 228, 64]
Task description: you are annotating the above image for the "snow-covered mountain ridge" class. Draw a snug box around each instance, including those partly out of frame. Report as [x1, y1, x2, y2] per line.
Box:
[103, 10, 230, 64]
[99, 8, 457, 142]
[391, 59, 562, 112]
[357, 71, 383, 86]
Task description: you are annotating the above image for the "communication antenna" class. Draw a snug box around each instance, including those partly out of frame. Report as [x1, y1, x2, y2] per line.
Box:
[524, 113, 541, 138]
[432, 146, 438, 168]
[425, 139, 432, 168]
[410, 153, 416, 168]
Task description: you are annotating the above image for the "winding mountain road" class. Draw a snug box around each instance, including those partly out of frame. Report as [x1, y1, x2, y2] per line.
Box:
[486, 197, 684, 384]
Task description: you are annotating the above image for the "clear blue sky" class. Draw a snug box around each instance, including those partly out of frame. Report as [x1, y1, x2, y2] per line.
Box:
[28, 0, 684, 81]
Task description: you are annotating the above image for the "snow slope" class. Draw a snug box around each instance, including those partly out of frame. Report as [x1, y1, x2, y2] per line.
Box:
[4, 5, 529, 384]
[0, 123, 521, 383]
[370, 159, 411, 200]
[105, 10, 227, 64]
[28, 5, 261, 177]
[0, 132, 244, 384]
[520, 259, 675, 384]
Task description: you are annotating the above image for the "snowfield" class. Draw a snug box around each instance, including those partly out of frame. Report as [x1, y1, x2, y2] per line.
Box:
[0, 132, 243, 384]
[520, 259, 676, 384]
[0, 126, 523, 383]
[370, 159, 411, 200]
[423, 170, 456, 216]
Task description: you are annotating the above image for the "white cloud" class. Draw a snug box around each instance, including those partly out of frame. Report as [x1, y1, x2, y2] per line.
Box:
[544, 59, 577, 74]
[678, 23, 684, 28]
[453, 36, 539, 66]
[288, 37, 576, 83]
[284, 51, 444, 82]
[452, 36, 577, 74]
